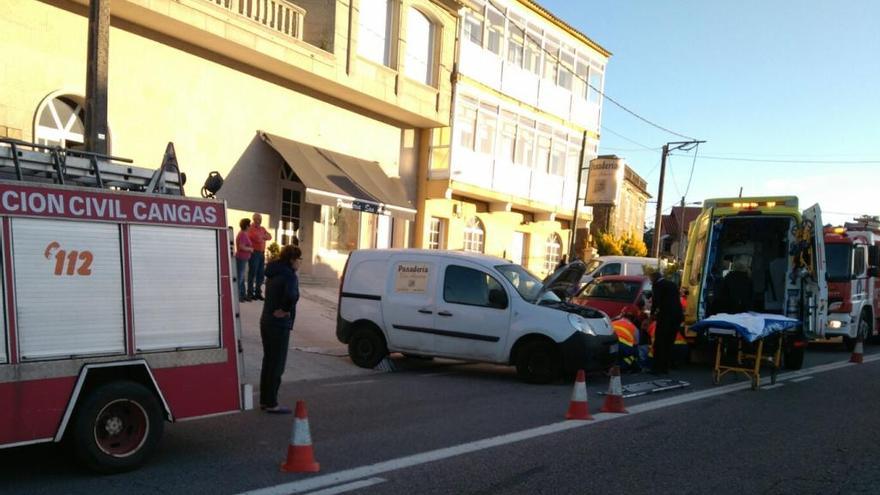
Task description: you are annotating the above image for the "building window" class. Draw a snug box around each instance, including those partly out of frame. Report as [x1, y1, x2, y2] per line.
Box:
[558, 46, 576, 91]
[364, 213, 393, 249]
[566, 133, 583, 176]
[576, 55, 590, 100]
[535, 124, 552, 173]
[498, 111, 517, 162]
[524, 26, 541, 75]
[542, 36, 559, 83]
[428, 217, 446, 249]
[358, 0, 392, 66]
[476, 103, 498, 155]
[486, 7, 504, 55]
[506, 20, 524, 67]
[514, 117, 535, 167]
[463, 216, 485, 253]
[456, 97, 478, 150]
[549, 131, 567, 176]
[544, 233, 562, 274]
[588, 66, 603, 104]
[404, 8, 434, 85]
[463, 9, 484, 47]
[35, 94, 88, 150]
[321, 205, 359, 254]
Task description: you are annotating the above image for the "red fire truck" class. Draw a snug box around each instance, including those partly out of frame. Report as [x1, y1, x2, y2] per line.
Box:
[824, 219, 880, 349]
[0, 139, 247, 472]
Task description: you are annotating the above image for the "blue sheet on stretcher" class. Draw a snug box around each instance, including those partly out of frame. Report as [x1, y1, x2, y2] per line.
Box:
[691, 312, 800, 343]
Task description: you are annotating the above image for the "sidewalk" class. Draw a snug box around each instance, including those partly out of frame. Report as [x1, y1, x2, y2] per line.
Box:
[237, 283, 376, 385]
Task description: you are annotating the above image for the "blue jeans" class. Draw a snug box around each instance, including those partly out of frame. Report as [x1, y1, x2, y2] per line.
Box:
[236, 258, 248, 300]
[248, 251, 265, 298]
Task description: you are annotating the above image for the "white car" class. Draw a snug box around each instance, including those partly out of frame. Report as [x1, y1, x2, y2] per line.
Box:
[580, 255, 665, 285]
[336, 249, 617, 383]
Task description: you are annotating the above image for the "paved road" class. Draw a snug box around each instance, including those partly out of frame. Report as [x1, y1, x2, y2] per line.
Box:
[1, 343, 877, 495]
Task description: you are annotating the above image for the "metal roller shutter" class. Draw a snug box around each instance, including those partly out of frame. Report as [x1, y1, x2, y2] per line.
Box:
[130, 225, 220, 351]
[12, 218, 125, 360]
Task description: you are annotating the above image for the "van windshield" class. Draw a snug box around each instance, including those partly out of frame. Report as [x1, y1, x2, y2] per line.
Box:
[584, 259, 602, 273]
[495, 264, 559, 303]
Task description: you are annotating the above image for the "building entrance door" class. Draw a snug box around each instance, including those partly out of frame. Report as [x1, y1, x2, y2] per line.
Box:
[508, 231, 526, 265]
[278, 183, 302, 246]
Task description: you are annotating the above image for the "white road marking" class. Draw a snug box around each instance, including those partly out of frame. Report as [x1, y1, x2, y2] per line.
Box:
[790, 376, 813, 383]
[304, 478, 386, 495]
[238, 355, 879, 495]
[322, 380, 377, 387]
[761, 383, 785, 390]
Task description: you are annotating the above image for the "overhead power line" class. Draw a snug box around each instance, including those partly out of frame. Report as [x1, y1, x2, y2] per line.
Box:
[669, 154, 880, 164]
[600, 126, 661, 151]
[484, 0, 697, 141]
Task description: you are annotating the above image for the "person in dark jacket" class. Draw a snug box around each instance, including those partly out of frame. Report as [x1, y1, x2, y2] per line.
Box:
[649, 270, 683, 375]
[712, 260, 753, 315]
[259, 245, 302, 414]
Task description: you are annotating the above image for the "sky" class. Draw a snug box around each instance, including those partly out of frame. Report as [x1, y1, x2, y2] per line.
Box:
[541, 0, 880, 227]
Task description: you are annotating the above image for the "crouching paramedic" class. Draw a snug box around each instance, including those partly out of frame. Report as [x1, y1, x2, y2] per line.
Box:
[611, 308, 641, 373]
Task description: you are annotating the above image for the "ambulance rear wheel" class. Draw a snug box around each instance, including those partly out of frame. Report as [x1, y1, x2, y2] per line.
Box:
[72, 381, 164, 473]
[783, 347, 805, 370]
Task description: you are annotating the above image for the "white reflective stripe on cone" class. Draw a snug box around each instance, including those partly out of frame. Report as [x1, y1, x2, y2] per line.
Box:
[571, 382, 587, 402]
[292, 419, 313, 446]
[609, 376, 623, 396]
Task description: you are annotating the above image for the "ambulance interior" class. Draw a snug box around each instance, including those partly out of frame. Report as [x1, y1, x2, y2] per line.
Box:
[705, 216, 792, 315]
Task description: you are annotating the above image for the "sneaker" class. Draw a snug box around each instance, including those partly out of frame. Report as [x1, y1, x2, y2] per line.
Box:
[255, 294, 265, 301]
[264, 406, 292, 414]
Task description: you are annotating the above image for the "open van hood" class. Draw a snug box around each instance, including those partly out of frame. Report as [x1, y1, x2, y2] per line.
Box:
[537, 260, 586, 301]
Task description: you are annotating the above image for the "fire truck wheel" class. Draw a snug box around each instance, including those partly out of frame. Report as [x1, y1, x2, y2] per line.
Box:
[783, 347, 805, 370]
[348, 326, 388, 369]
[844, 315, 869, 351]
[72, 381, 164, 473]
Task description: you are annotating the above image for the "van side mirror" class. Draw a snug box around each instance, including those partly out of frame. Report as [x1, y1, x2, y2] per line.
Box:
[488, 288, 508, 309]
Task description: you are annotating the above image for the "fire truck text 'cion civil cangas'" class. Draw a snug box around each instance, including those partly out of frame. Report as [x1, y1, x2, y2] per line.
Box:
[0, 139, 249, 473]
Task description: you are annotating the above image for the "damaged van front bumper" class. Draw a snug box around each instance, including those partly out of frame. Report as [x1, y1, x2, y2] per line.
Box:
[560, 332, 619, 372]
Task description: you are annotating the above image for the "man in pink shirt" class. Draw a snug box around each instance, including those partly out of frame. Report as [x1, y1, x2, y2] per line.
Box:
[247, 213, 272, 300]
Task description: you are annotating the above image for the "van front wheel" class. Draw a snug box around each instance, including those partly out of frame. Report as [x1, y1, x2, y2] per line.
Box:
[348, 327, 387, 369]
[516, 341, 561, 384]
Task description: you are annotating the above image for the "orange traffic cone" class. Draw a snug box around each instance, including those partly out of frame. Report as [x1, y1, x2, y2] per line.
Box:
[565, 370, 593, 420]
[600, 365, 629, 414]
[850, 337, 864, 364]
[280, 401, 320, 473]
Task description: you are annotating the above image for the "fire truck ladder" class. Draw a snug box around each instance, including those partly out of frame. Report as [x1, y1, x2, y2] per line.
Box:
[0, 137, 185, 195]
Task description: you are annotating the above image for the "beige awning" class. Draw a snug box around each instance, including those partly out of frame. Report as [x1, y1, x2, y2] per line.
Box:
[260, 132, 416, 221]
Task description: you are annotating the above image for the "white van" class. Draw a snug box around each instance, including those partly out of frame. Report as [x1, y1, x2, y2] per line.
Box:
[581, 256, 665, 284]
[337, 249, 617, 383]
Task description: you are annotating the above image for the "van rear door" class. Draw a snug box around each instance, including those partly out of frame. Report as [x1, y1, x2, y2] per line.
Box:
[801, 204, 829, 338]
[683, 208, 713, 325]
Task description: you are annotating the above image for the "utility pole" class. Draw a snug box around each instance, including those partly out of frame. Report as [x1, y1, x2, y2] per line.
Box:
[569, 130, 588, 259]
[650, 144, 669, 258]
[85, 0, 110, 155]
[651, 140, 706, 258]
[677, 196, 686, 262]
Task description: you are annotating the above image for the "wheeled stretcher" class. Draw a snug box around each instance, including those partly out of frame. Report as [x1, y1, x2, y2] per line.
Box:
[692, 312, 800, 391]
[707, 327, 783, 390]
